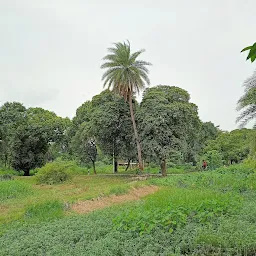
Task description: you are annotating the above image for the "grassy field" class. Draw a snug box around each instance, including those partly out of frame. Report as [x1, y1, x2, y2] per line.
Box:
[0, 174, 142, 226]
[0, 163, 255, 255]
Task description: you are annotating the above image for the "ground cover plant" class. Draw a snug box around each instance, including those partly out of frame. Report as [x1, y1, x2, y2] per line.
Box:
[0, 163, 255, 255]
[0, 173, 142, 227]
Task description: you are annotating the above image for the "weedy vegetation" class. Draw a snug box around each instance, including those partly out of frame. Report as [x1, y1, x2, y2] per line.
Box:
[0, 162, 255, 255]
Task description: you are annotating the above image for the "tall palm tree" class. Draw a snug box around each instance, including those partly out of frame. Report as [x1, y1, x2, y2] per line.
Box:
[237, 70, 256, 128]
[101, 41, 151, 170]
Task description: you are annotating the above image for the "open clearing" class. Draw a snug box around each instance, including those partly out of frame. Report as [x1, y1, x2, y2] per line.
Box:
[72, 185, 159, 213]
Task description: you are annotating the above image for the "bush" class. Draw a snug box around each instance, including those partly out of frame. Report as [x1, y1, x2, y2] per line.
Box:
[0, 167, 23, 176]
[35, 160, 90, 184]
[200, 150, 223, 170]
[35, 162, 72, 185]
[0, 174, 13, 181]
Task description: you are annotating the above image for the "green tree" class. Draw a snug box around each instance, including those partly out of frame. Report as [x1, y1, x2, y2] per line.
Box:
[71, 123, 97, 174]
[90, 90, 135, 173]
[138, 86, 201, 176]
[26, 107, 71, 144]
[204, 129, 254, 164]
[26, 107, 72, 161]
[237, 70, 256, 128]
[101, 41, 151, 170]
[0, 102, 71, 173]
[11, 125, 49, 176]
[241, 42, 256, 63]
[0, 102, 27, 167]
[72, 101, 92, 128]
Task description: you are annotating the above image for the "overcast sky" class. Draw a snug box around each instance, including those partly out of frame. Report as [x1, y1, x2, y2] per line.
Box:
[0, 0, 255, 131]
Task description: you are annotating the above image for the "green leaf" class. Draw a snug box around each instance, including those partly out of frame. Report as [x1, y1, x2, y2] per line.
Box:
[241, 45, 252, 52]
[243, 43, 256, 62]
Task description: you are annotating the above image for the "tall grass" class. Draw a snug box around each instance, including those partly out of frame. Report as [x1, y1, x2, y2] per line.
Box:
[0, 180, 33, 202]
[24, 200, 64, 223]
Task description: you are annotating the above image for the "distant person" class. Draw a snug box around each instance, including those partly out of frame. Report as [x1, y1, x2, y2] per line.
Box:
[202, 160, 207, 170]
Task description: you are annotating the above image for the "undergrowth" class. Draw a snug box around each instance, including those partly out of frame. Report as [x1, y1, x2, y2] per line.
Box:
[0, 163, 255, 255]
[0, 180, 33, 202]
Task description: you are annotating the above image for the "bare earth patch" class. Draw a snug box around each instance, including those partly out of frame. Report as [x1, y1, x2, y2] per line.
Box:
[72, 185, 159, 214]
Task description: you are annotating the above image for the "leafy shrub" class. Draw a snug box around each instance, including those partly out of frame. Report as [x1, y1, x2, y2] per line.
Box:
[35, 162, 72, 185]
[149, 163, 256, 192]
[201, 150, 223, 170]
[35, 159, 96, 184]
[243, 158, 256, 169]
[0, 174, 13, 181]
[29, 169, 38, 176]
[0, 180, 32, 202]
[113, 188, 238, 235]
[0, 167, 23, 176]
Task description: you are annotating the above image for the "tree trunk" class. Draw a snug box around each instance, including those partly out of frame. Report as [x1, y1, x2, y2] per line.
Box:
[92, 161, 96, 175]
[112, 141, 118, 173]
[23, 169, 30, 176]
[128, 94, 143, 171]
[125, 159, 131, 171]
[114, 158, 118, 173]
[4, 155, 7, 168]
[161, 159, 167, 176]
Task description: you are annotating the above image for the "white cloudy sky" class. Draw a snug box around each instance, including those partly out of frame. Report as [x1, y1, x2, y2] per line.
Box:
[0, 0, 255, 130]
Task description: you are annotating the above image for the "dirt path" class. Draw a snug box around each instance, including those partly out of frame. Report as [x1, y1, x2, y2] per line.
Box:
[72, 185, 159, 214]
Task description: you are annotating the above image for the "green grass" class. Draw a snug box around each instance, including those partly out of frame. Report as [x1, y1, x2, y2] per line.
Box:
[0, 180, 33, 202]
[0, 163, 255, 255]
[108, 185, 130, 195]
[24, 200, 64, 223]
[0, 175, 141, 226]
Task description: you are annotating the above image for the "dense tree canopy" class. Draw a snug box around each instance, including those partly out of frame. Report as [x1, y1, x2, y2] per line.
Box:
[138, 86, 201, 175]
[0, 102, 27, 167]
[11, 125, 49, 176]
[204, 129, 255, 164]
[70, 90, 136, 173]
[90, 90, 135, 172]
[1, 85, 253, 176]
[0, 102, 71, 174]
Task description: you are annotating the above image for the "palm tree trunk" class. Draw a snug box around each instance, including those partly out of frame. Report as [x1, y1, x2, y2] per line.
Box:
[128, 94, 143, 171]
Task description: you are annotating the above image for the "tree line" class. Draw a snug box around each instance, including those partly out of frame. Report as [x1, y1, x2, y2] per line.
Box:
[1, 85, 254, 176]
[0, 41, 255, 175]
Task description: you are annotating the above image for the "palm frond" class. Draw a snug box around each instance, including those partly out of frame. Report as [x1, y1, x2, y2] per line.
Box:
[236, 105, 256, 127]
[243, 70, 256, 91]
[101, 41, 151, 98]
[237, 70, 256, 127]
